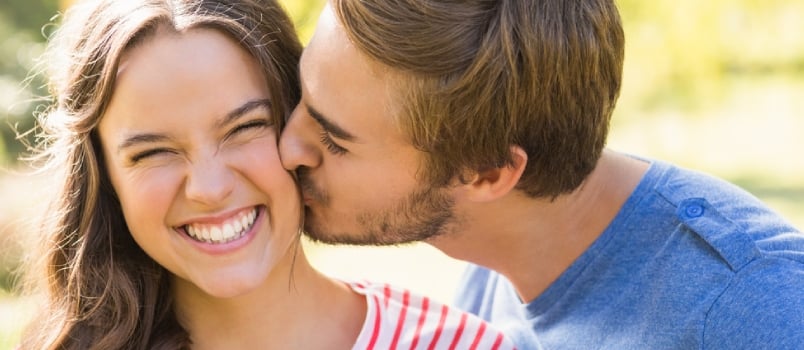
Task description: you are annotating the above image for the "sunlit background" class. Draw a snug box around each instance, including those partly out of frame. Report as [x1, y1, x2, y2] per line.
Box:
[1, 0, 802, 348]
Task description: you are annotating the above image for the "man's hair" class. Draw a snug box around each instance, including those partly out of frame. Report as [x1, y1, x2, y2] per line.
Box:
[332, 0, 624, 198]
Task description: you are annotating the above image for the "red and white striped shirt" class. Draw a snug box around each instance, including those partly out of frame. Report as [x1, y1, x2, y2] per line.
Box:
[349, 281, 517, 350]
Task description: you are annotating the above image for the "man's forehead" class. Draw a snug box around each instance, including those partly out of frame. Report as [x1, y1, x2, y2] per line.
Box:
[298, 5, 410, 143]
[302, 4, 344, 63]
[302, 3, 391, 78]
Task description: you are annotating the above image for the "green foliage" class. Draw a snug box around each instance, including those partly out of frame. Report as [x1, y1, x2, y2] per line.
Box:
[0, 0, 59, 36]
[0, 1, 57, 165]
[616, 0, 804, 115]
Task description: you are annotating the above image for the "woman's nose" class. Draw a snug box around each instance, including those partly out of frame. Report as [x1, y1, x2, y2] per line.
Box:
[184, 155, 235, 206]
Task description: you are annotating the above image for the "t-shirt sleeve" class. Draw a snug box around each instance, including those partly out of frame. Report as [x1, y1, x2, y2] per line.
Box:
[351, 280, 520, 350]
[454, 263, 494, 315]
[703, 258, 804, 349]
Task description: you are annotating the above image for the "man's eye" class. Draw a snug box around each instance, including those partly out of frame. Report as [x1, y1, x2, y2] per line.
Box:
[319, 131, 348, 155]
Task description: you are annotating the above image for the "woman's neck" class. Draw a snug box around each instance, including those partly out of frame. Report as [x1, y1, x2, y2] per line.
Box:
[173, 247, 367, 349]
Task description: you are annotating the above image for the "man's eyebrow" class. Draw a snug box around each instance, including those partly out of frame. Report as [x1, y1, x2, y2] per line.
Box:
[306, 104, 356, 142]
[116, 99, 272, 153]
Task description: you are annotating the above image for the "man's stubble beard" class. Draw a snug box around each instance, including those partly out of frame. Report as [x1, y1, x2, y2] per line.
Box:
[299, 172, 458, 246]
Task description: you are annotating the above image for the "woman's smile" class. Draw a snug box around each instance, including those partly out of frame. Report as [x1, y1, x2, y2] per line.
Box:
[181, 206, 259, 244]
[175, 205, 267, 255]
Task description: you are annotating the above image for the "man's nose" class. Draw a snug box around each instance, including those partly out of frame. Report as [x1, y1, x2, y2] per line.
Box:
[279, 103, 323, 171]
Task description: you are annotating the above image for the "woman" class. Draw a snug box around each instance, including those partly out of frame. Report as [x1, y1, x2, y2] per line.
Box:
[19, 0, 518, 349]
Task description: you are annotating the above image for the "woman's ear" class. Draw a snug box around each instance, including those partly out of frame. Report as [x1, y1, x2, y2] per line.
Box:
[460, 146, 527, 202]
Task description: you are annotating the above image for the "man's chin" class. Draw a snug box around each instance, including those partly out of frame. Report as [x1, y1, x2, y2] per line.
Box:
[299, 229, 331, 244]
[300, 214, 331, 243]
[301, 230, 366, 245]
[301, 216, 355, 245]
[301, 220, 387, 246]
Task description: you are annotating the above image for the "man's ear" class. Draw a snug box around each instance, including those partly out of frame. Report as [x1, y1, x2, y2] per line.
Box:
[461, 146, 527, 202]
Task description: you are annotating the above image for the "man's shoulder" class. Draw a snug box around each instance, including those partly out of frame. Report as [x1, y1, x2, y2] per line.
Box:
[646, 161, 804, 270]
[703, 257, 804, 348]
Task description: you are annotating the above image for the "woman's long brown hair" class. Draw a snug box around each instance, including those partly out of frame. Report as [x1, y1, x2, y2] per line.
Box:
[19, 0, 301, 349]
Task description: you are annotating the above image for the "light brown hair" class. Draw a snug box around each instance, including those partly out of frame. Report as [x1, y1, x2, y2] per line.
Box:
[20, 0, 301, 349]
[332, 0, 624, 198]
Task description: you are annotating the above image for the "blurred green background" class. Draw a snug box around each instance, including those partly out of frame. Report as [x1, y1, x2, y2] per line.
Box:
[1, 0, 802, 348]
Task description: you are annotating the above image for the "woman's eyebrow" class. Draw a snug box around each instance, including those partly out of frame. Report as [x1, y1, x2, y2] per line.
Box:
[117, 98, 272, 153]
[117, 133, 171, 153]
[216, 98, 272, 129]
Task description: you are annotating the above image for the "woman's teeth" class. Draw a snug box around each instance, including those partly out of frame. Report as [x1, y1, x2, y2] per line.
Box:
[185, 208, 258, 244]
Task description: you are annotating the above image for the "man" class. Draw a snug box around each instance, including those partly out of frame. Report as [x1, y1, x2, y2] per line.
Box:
[279, 0, 804, 348]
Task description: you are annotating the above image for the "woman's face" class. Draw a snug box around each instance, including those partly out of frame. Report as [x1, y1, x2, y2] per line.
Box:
[97, 27, 300, 298]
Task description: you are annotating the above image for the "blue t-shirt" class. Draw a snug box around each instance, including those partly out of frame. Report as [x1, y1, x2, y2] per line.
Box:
[455, 158, 804, 349]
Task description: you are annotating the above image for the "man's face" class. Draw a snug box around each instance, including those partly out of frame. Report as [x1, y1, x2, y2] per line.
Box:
[279, 4, 457, 245]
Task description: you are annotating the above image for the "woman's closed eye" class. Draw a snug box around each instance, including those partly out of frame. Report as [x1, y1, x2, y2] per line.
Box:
[129, 147, 177, 164]
[225, 118, 273, 141]
[124, 118, 273, 165]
